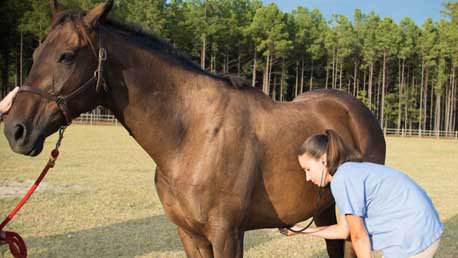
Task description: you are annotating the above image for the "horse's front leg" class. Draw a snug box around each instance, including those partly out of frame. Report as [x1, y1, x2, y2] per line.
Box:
[209, 224, 244, 258]
[177, 227, 214, 258]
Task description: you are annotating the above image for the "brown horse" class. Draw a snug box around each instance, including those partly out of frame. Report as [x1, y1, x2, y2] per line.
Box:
[3, 1, 385, 257]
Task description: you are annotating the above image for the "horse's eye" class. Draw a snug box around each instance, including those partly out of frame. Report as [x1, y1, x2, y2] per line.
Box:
[58, 52, 75, 64]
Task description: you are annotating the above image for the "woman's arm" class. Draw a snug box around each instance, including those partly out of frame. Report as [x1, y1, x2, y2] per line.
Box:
[279, 215, 350, 239]
[346, 215, 371, 258]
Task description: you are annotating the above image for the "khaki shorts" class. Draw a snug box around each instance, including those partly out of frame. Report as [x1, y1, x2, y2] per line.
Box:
[381, 238, 441, 258]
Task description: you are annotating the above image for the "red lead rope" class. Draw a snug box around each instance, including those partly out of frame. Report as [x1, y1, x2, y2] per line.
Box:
[0, 127, 66, 258]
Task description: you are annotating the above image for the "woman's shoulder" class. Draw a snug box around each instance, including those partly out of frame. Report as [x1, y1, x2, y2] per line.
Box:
[334, 161, 380, 178]
[338, 161, 382, 170]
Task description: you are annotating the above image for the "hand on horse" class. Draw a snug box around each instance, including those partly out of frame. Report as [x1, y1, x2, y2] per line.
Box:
[278, 226, 300, 237]
[0, 87, 19, 117]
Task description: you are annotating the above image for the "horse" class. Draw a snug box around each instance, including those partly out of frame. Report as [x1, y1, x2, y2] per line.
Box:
[3, 1, 386, 257]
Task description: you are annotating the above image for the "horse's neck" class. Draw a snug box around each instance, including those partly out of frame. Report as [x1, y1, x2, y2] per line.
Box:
[101, 30, 210, 166]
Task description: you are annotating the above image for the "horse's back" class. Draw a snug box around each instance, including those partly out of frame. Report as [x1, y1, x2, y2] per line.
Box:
[293, 89, 385, 164]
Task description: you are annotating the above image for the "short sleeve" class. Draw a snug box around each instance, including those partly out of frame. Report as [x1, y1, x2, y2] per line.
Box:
[331, 172, 367, 217]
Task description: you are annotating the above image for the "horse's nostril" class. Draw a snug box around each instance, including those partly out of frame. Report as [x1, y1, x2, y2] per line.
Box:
[14, 124, 26, 141]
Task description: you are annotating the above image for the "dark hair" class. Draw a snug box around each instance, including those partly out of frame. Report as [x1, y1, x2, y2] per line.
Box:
[298, 129, 362, 174]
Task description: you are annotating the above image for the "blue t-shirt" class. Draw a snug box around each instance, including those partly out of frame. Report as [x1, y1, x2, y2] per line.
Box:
[330, 162, 443, 258]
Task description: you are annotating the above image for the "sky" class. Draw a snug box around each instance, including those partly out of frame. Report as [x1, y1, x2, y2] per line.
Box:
[262, 0, 446, 25]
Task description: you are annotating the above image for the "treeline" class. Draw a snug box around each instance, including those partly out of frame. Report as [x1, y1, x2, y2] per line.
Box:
[1, 0, 458, 133]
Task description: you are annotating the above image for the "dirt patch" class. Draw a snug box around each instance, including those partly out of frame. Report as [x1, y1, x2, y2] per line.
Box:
[0, 180, 81, 198]
[0, 180, 47, 198]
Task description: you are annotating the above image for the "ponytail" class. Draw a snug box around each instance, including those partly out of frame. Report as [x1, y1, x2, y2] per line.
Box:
[298, 129, 362, 174]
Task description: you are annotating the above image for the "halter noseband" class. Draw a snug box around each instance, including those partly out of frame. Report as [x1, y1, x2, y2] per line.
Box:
[17, 30, 107, 126]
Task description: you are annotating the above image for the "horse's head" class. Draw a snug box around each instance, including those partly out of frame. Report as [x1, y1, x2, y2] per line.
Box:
[4, 0, 113, 156]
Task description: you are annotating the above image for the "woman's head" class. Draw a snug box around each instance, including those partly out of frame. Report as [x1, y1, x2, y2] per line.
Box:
[297, 129, 362, 187]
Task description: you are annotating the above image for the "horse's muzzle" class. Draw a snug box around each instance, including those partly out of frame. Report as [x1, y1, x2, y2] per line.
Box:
[3, 119, 45, 156]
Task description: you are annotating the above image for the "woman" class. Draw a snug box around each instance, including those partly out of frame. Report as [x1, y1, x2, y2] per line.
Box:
[279, 130, 443, 258]
[0, 87, 19, 122]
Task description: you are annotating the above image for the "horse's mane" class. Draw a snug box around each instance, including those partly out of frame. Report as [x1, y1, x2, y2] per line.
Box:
[52, 10, 250, 90]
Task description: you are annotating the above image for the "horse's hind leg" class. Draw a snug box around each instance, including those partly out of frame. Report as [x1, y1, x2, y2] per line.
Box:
[314, 205, 347, 258]
[177, 227, 214, 258]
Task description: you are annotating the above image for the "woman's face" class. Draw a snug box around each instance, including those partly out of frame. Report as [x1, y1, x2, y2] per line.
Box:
[298, 153, 328, 187]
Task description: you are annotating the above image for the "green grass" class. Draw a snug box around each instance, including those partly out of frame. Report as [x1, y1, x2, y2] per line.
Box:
[0, 125, 457, 258]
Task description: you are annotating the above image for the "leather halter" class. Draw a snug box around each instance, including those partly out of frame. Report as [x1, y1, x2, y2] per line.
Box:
[17, 30, 107, 126]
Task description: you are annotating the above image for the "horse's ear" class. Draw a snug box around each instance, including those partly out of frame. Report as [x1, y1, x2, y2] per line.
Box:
[50, 0, 65, 21]
[83, 0, 114, 28]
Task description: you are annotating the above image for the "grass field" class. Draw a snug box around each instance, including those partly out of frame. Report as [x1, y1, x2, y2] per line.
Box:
[0, 124, 457, 258]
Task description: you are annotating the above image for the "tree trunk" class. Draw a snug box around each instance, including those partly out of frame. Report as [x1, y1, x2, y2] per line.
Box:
[300, 57, 304, 94]
[268, 53, 273, 97]
[452, 67, 457, 132]
[222, 51, 225, 74]
[309, 59, 314, 91]
[377, 66, 382, 121]
[445, 73, 451, 133]
[201, 34, 206, 69]
[353, 60, 358, 97]
[419, 59, 424, 134]
[281, 57, 285, 101]
[363, 69, 366, 98]
[339, 59, 343, 90]
[295, 60, 299, 97]
[273, 74, 277, 100]
[20, 31, 23, 86]
[430, 75, 434, 132]
[237, 43, 241, 76]
[449, 68, 455, 132]
[368, 63, 374, 110]
[325, 60, 329, 89]
[405, 67, 410, 134]
[223, 48, 227, 74]
[210, 50, 214, 72]
[424, 66, 429, 131]
[435, 93, 441, 135]
[334, 53, 339, 89]
[380, 51, 386, 128]
[397, 58, 405, 133]
[263, 51, 270, 94]
[331, 48, 336, 89]
[407, 73, 413, 133]
[252, 48, 257, 87]
[1, 46, 9, 97]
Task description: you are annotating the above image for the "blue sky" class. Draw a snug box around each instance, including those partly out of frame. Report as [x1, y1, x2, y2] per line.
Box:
[262, 0, 446, 25]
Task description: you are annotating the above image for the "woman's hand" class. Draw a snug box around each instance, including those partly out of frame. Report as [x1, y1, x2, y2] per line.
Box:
[0, 87, 19, 114]
[278, 227, 296, 236]
[278, 224, 305, 236]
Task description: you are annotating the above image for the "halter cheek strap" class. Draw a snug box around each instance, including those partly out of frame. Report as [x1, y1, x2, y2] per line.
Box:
[17, 30, 107, 126]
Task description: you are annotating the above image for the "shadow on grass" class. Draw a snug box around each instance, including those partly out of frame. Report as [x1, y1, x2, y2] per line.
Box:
[6, 214, 456, 257]
[22, 215, 273, 258]
[437, 214, 458, 258]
